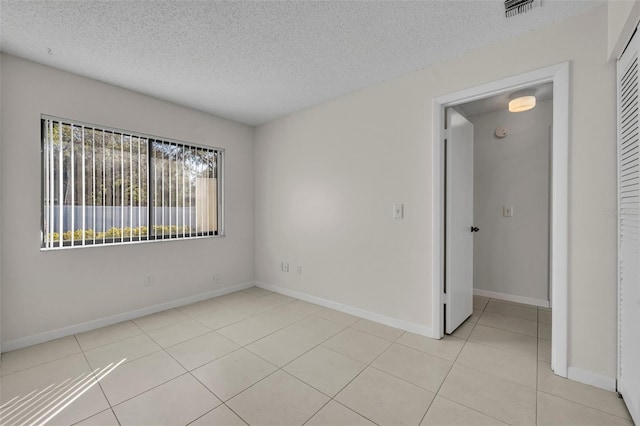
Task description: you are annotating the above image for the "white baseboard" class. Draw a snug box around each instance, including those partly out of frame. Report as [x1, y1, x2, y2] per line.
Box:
[255, 281, 436, 338]
[473, 288, 550, 308]
[567, 366, 617, 392]
[1, 282, 255, 353]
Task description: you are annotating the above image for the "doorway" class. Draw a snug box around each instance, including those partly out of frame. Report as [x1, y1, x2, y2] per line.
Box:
[431, 63, 569, 378]
[462, 83, 552, 309]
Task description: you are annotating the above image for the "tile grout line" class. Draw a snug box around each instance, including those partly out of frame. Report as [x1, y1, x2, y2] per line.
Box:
[160, 295, 351, 425]
[72, 334, 122, 426]
[535, 389, 634, 421]
[11, 293, 596, 426]
[201, 307, 402, 424]
[420, 297, 526, 426]
[418, 328, 471, 425]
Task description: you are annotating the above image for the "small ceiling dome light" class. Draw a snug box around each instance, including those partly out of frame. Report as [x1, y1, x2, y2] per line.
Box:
[508, 89, 536, 112]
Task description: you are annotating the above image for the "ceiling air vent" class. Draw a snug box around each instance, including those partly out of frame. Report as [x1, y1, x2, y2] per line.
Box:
[505, 0, 535, 17]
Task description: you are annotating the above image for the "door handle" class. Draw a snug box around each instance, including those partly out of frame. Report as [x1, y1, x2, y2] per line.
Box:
[470, 226, 479, 233]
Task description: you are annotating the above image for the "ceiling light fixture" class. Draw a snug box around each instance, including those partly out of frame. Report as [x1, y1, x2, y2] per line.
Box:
[508, 89, 536, 112]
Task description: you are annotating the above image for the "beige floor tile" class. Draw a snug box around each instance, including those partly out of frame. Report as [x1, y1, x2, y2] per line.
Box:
[323, 328, 391, 364]
[315, 308, 360, 325]
[254, 304, 310, 328]
[227, 370, 329, 426]
[1, 336, 81, 375]
[232, 298, 282, 316]
[473, 296, 490, 311]
[351, 319, 404, 341]
[456, 341, 537, 388]
[539, 321, 552, 340]
[74, 409, 119, 426]
[306, 400, 376, 426]
[478, 311, 538, 337]
[288, 300, 325, 313]
[76, 321, 142, 350]
[371, 344, 452, 392]
[538, 361, 631, 419]
[214, 291, 258, 306]
[421, 396, 508, 426]
[41, 385, 110, 426]
[216, 318, 281, 346]
[245, 330, 317, 367]
[538, 338, 551, 362]
[469, 324, 537, 359]
[451, 320, 476, 340]
[285, 316, 346, 344]
[146, 319, 211, 348]
[538, 308, 552, 324]
[336, 367, 434, 426]
[0, 353, 92, 403]
[284, 346, 366, 396]
[84, 333, 162, 370]
[197, 307, 249, 330]
[537, 391, 633, 426]
[190, 404, 248, 425]
[396, 333, 465, 361]
[469, 309, 483, 323]
[241, 286, 272, 297]
[439, 364, 536, 425]
[133, 309, 191, 332]
[113, 374, 220, 426]
[261, 293, 297, 306]
[485, 299, 538, 321]
[98, 351, 185, 405]
[177, 299, 225, 318]
[0, 354, 109, 425]
[166, 331, 239, 371]
[192, 348, 276, 401]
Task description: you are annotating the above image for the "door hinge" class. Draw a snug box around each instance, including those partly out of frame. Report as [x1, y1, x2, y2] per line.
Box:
[443, 292, 450, 304]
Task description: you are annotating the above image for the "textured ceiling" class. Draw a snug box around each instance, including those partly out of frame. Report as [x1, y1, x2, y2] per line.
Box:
[0, 1, 602, 126]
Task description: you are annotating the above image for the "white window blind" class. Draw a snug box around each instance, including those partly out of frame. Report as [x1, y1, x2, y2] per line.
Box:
[41, 116, 223, 249]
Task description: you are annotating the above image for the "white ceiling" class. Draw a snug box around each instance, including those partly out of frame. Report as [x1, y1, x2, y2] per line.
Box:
[0, 1, 602, 126]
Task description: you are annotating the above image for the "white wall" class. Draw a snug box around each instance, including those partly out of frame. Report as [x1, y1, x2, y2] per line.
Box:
[608, 0, 640, 60]
[0, 54, 255, 345]
[470, 100, 552, 305]
[255, 6, 618, 379]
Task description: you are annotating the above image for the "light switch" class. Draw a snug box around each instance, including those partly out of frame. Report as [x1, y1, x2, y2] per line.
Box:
[503, 205, 514, 217]
[393, 203, 404, 219]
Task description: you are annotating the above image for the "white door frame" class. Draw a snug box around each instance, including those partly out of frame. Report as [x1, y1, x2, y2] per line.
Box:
[431, 62, 570, 378]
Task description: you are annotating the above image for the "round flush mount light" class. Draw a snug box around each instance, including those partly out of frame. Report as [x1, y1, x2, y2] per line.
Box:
[508, 90, 536, 112]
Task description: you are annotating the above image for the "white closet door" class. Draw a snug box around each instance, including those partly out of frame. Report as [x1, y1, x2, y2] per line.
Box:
[617, 26, 640, 425]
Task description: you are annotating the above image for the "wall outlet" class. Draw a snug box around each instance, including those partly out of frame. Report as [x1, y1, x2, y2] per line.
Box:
[282, 262, 289, 272]
[296, 265, 302, 275]
[393, 203, 404, 219]
[503, 205, 514, 217]
[144, 275, 153, 287]
[213, 274, 220, 284]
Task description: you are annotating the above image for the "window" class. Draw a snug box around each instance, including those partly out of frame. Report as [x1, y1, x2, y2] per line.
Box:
[41, 116, 223, 249]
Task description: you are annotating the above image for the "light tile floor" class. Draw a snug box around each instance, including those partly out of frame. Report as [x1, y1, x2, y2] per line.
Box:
[0, 291, 633, 426]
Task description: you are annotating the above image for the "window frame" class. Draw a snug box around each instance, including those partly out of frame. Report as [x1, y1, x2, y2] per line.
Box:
[40, 114, 225, 250]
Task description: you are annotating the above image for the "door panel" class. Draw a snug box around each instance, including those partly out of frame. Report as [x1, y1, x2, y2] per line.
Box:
[617, 26, 640, 425]
[445, 108, 474, 334]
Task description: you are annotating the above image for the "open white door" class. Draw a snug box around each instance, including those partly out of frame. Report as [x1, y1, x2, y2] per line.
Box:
[445, 108, 475, 334]
[617, 26, 640, 425]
